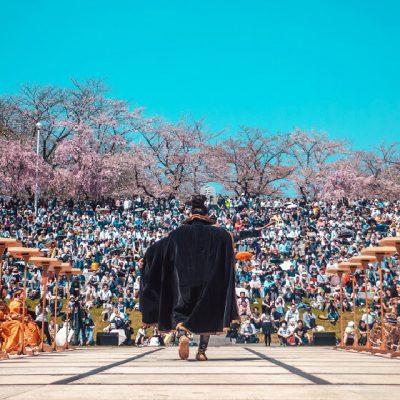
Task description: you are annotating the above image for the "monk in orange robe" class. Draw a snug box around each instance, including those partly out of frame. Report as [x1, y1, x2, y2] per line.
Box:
[0, 300, 20, 353]
[0, 293, 41, 354]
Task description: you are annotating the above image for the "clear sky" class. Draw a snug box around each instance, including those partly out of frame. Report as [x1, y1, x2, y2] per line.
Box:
[1, 0, 400, 150]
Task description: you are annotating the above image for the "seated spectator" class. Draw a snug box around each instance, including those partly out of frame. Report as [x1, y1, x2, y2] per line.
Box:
[149, 327, 164, 347]
[125, 271, 136, 290]
[277, 321, 294, 346]
[226, 322, 240, 341]
[238, 299, 251, 322]
[97, 283, 113, 306]
[84, 283, 96, 309]
[116, 297, 127, 316]
[303, 307, 317, 330]
[275, 296, 285, 317]
[109, 306, 126, 328]
[108, 276, 118, 296]
[249, 275, 262, 298]
[135, 325, 147, 346]
[133, 276, 141, 298]
[353, 287, 364, 307]
[358, 320, 367, 346]
[87, 271, 100, 291]
[101, 300, 113, 322]
[285, 304, 299, 325]
[28, 273, 41, 300]
[237, 291, 250, 308]
[361, 309, 376, 329]
[262, 293, 273, 314]
[124, 287, 135, 310]
[327, 299, 339, 324]
[343, 298, 353, 312]
[344, 321, 356, 346]
[123, 320, 134, 345]
[238, 320, 257, 344]
[311, 289, 328, 311]
[293, 320, 310, 345]
[250, 306, 261, 329]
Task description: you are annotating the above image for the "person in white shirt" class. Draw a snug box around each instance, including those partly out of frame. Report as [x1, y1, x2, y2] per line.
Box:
[84, 283, 97, 309]
[133, 276, 141, 298]
[123, 198, 132, 211]
[135, 326, 147, 346]
[249, 275, 262, 298]
[239, 320, 257, 343]
[98, 284, 112, 306]
[277, 321, 293, 346]
[285, 304, 299, 324]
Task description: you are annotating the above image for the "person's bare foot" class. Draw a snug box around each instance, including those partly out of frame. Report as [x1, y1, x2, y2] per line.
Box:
[178, 336, 190, 360]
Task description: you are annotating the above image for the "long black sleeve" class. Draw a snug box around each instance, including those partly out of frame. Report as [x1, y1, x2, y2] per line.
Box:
[232, 229, 261, 243]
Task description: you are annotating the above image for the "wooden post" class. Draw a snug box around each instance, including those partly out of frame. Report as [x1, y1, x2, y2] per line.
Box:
[52, 272, 60, 352]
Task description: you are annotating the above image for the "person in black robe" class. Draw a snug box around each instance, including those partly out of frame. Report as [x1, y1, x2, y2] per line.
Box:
[140, 195, 273, 361]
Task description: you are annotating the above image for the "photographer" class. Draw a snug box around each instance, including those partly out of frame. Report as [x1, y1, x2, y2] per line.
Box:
[71, 297, 87, 346]
[85, 312, 95, 346]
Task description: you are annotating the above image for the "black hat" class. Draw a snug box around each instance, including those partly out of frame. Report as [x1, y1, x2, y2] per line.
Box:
[190, 195, 208, 216]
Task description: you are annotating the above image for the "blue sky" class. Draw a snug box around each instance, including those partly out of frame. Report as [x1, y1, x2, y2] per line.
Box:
[1, 0, 399, 150]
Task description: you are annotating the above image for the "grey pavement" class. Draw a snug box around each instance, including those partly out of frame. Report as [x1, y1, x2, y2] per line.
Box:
[0, 345, 399, 400]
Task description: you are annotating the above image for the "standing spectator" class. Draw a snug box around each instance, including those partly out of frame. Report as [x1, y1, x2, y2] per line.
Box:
[35, 301, 51, 345]
[260, 311, 273, 346]
[85, 312, 95, 346]
[71, 298, 87, 346]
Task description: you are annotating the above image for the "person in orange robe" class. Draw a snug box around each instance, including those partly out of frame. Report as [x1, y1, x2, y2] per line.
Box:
[0, 300, 21, 353]
[0, 292, 41, 353]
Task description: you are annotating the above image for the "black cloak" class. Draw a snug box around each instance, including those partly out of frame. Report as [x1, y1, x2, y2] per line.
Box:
[140, 216, 238, 334]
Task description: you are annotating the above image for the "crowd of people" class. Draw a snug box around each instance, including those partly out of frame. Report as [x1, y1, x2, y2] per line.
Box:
[0, 195, 399, 348]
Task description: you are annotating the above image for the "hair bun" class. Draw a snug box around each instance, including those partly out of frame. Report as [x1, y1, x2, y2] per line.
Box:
[191, 195, 207, 208]
[190, 195, 208, 215]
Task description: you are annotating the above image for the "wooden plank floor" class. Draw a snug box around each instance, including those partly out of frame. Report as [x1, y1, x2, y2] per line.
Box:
[1, 346, 399, 399]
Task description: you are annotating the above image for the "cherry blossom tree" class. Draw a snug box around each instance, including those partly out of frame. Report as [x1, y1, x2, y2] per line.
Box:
[104, 144, 162, 198]
[0, 139, 50, 197]
[287, 129, 347, 200]
[0, 80, 144, 163]
[51, 125, 132, 199]
[206, 128, 294, 197]
[356, 143, 400, 200]
[316, 158, 373, 201]
[139, 118, 212, 197]
[1, 80, 399, 201]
